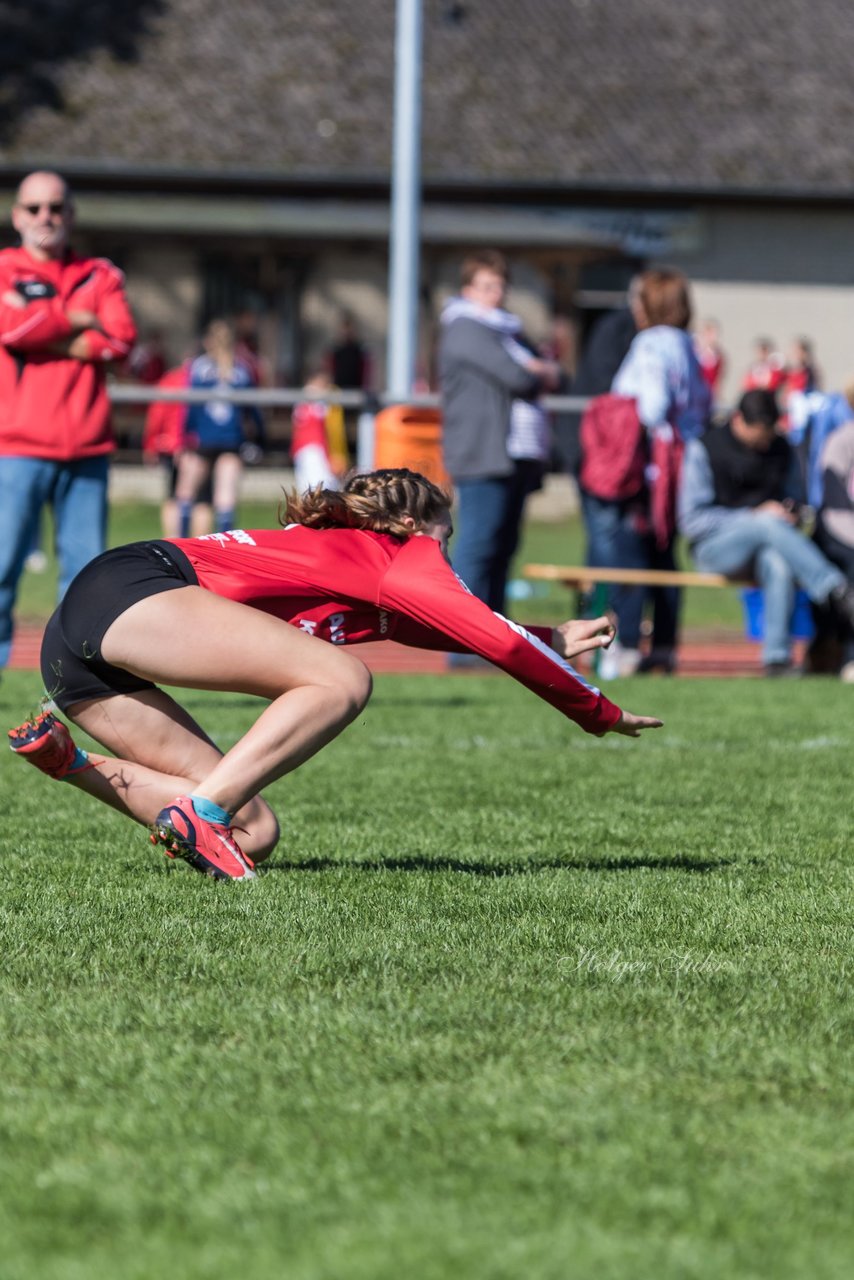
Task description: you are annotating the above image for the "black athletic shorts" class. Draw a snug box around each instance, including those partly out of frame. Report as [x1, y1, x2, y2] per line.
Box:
[41, 540, 198, 712]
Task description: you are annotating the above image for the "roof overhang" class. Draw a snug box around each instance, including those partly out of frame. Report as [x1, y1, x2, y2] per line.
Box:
[0, 188, 704, 255]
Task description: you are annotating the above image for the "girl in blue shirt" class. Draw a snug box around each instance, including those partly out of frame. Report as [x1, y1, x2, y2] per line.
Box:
[176, 319, 265, 532]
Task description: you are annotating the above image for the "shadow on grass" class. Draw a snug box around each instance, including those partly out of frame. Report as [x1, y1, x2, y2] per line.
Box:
[263, 853, 738, 877]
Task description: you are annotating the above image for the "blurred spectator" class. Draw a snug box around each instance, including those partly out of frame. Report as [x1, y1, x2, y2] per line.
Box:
[786, 384, 854, 510]
[506, 330, 555, 502]
[438, 249, 558, 615]
[693, 318, 726, 404]
[175, 319, 265, 534]
[0, 168, 137, 678]
[233, 309, 272, 388]
[326, 312, 371, 390]
[807, 410, 854, 678]
[291, 368, 349, 492]
[743, 338, 786, 393]
[784, 336, 820, 396]
[540, 312, 577, 378]
[602, 267, 711, 676]
[679, 389, 854, 676]
[556, 277, 643, 479]
[141, 358, 213, 538]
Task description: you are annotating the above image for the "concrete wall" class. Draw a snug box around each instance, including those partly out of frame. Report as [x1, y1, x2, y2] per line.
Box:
[124, 246, 202, 366]
[299, 250, 390, 384]
[671, 206, 854, 404]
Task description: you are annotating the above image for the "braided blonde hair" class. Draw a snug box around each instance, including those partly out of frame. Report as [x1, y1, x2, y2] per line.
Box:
[281, 468, 452, 538]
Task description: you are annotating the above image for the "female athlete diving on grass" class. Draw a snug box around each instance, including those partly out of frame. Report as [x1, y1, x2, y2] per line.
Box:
[9, 468, 662, 880]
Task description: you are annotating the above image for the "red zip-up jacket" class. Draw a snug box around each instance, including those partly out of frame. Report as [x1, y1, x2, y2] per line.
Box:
[169, 525, 623, 736]
[0, 246, 137, 460]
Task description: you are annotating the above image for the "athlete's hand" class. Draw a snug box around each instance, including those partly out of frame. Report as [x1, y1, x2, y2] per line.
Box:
[551, 616, 615, 661]
[606, 710, 664, 737]
[2, 289, 26, 309]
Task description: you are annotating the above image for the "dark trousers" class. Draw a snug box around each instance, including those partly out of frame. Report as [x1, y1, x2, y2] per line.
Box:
[452, 461, 543, 614]
[580, 489, 679, 652]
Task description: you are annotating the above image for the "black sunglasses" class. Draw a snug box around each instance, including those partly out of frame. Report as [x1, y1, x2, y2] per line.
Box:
[21, 201, 66, 216]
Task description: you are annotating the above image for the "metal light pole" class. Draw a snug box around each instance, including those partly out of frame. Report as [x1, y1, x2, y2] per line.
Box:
[386, 0, 423, 400]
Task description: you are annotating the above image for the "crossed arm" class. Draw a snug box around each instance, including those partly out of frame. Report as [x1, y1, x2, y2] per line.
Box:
[1, 272, 135, 363]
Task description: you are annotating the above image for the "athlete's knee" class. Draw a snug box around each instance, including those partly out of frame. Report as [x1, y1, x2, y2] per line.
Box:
[335, 657, 373, 720]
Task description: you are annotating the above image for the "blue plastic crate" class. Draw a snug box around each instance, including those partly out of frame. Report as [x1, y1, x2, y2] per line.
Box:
[740, 587, 815, 641]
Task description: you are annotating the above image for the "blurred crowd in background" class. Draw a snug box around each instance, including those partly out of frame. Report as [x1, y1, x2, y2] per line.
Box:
[6, 169, 854, 688]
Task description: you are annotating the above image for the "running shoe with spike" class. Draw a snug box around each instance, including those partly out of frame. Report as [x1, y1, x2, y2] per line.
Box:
[8, 710, 94, 779]
[150, 796, 256, 881]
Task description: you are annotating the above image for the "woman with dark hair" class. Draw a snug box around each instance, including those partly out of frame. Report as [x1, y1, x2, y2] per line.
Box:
[9, 469, 661, 880]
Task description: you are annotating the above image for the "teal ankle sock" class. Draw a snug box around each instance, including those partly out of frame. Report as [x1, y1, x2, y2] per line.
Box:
[68, 746, 89, 773]
[190, 794, 232, 827]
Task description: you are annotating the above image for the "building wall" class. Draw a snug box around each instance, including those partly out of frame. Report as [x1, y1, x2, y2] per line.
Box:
[671, 205, 854, 404]
[72, 196, 854, 408]
[299, 249, 390, 385]
[121, 244, 202, 365]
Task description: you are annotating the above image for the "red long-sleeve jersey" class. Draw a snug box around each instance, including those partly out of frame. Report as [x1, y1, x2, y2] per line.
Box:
[169, 525, 622, 736]
[0, 246, 137, 459]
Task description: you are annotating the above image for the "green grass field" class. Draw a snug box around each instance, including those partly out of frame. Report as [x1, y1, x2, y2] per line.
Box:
[1, 662, 852, 1278]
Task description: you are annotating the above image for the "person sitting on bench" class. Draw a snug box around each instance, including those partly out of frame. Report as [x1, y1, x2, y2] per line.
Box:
[678, 388, 854, 676]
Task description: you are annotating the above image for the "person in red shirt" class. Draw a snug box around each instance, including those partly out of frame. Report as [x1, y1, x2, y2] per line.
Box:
[141, 360, 207, 538]
[693, 318, 726, 404]
[290, 367, 349, 492]
[0, 169, 137, 676]
[782, 337, 820, 397]
[742, 338, 786, 394]
[9, 468, 662, 880]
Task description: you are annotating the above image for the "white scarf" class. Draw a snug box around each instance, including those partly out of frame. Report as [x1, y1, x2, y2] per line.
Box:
[440, 296, 531, 367]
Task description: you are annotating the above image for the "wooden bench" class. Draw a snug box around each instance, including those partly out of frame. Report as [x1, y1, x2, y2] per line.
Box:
[523, 565, 738, 591]
[522, 564, 755, 674]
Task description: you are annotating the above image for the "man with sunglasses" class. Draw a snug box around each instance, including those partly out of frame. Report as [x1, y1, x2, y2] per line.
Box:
[0, 170, 137, 679]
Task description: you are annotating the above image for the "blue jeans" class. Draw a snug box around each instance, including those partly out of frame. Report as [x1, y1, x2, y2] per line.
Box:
[580, 490, 679, 652]
[0, 455, 109, 669]
[452, 464, 541, 614]
[694, 513, 844, 665]
[580, 490, 622, 571]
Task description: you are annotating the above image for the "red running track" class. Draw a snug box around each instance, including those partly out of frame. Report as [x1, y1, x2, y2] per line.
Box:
[8, 624, 797, 678]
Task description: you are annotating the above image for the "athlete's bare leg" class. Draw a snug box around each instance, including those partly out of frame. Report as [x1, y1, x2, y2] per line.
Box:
[98, 585, 372, 818]
[65, 687, 280, 860]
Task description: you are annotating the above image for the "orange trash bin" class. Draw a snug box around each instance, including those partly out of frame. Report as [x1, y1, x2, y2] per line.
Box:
[372, 405, 450, 489]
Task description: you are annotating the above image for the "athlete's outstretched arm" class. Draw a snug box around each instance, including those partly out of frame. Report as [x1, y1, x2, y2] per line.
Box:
[521, 619, 662, 736]
[380, 539, 662, 737]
